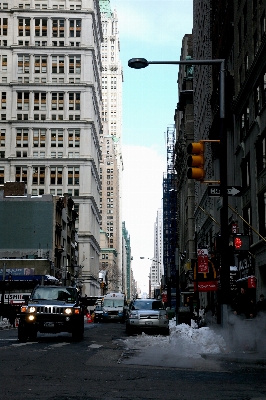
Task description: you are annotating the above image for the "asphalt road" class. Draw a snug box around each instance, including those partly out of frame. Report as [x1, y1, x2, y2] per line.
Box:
[0, 321, 266, 400]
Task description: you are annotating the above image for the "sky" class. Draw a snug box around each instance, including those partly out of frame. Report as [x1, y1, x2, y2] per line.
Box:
[109, 0, 193, 292]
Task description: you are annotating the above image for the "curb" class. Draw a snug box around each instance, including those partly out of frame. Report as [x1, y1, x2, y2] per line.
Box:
[201, 352, 266, 365]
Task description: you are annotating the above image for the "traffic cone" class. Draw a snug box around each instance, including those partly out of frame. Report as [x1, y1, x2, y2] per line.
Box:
[86, 313, 92, 323]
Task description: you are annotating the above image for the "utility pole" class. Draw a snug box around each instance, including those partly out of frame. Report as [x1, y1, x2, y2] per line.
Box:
[1, 262, 6, 307]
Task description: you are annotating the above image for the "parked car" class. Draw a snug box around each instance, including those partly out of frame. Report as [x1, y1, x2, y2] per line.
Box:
[93, 305, 103, 322]
[125, 298, 169, 335]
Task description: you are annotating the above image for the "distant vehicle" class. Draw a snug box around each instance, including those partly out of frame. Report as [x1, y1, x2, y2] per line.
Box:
[18, 285, 85, 342]
[82, 296, 103, 314]
[125, 298, 169, 335]
[102, 292, 126, 322]
[93, 304, 103, 322]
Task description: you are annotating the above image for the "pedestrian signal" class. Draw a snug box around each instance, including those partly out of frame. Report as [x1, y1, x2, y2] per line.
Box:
[233, 235, 249, 252]
[187, 141, 205, 181]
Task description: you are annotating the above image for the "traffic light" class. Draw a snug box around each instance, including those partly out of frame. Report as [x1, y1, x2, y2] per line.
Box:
[233, 235, 249, 252]
[187, 141, 205, 181]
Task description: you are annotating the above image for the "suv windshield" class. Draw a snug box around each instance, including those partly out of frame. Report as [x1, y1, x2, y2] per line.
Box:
[131, 300, 164, 310]
[32, 287, 77, 302]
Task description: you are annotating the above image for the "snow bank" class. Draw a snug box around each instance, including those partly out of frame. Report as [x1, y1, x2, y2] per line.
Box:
[123, 320, 227, 359]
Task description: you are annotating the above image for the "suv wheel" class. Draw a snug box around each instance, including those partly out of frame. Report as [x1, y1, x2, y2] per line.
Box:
[126, 324, 134, 336]
[28, 328, 37, 341]
[18, 325, 28, 342]
[72, 321, 84, 341]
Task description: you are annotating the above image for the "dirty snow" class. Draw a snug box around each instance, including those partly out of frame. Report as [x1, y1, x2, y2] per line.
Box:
[123, 320, 227, 359]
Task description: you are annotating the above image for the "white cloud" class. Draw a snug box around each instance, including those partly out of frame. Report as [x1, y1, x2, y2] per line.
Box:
[122, 144, 165, 290]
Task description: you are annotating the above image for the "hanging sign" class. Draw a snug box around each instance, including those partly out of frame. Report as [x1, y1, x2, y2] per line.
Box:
[197, 248, 209, 274]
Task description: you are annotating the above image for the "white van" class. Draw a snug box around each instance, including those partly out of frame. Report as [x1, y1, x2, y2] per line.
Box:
[102, 292, 126, 321]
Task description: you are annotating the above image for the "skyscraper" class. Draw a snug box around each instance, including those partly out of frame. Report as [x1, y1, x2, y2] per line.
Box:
[99, 0, 124, 291]
[151, 207, 164, 297]
[0, 0, 103, 295]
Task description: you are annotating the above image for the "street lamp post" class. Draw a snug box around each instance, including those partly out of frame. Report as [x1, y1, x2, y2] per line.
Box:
[129, 58, 229, 327]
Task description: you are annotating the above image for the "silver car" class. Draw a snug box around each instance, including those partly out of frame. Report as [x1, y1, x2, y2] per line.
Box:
[125, 298, 169, 335]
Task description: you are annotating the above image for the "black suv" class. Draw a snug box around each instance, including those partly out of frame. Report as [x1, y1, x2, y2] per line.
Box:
[18, 286, 85, 342]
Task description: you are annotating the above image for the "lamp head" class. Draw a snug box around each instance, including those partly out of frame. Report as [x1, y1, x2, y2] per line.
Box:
[128, 58, 149, 69]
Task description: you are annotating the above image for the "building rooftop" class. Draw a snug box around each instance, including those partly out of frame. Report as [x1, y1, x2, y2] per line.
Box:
[99, 0, 112, 18]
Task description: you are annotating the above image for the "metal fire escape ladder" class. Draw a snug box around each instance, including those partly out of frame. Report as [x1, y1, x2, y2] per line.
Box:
[163, 125, 177, 299]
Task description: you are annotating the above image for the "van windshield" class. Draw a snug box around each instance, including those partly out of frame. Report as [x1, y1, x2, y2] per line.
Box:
[104, 299, 124, 307]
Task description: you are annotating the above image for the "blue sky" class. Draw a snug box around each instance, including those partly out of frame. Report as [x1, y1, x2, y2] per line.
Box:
[110, 0, 193, 292]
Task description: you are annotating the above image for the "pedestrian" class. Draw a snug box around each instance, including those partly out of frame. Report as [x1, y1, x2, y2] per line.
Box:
[233, 287, 255, 319]
[198, 306, 205, 327]
[256, 294, 266, 316]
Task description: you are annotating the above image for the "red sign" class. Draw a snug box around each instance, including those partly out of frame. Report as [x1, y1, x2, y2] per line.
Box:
[197, 248, 209, 273]
[248, 276, 257, 289]
[161, 292, 167, 303]
[194, 280, 218, 292]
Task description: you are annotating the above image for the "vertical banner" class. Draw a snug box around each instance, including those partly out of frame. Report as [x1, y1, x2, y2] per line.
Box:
[197, 248, 209, 273]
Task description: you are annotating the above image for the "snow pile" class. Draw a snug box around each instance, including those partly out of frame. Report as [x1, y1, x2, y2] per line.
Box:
[123, 320, 227, 359]
[169, 322, 227, 356]
[0, 318, 11, 329]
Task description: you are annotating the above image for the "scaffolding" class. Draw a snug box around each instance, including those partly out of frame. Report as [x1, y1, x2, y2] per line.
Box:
[163, 125, 177, 305]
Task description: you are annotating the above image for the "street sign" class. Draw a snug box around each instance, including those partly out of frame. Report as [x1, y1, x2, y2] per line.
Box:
[208, 186, 242, 197]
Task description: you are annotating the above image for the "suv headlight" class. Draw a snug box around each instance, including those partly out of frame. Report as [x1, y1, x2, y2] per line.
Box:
[129, 312, 138, 319]
[64, 308, 73, 315]
[20, 306, 36, 313]
[159, 314, 167, 320]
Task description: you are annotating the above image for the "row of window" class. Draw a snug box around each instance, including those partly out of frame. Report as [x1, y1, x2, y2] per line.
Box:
[13, 91, 80, 111]
[14, 166, 80, 185]
[238, 5, 265, 53]
[18, 3, 82, 11]
[0, 128, 80, 148]
[13, 128, 80, 148]
[16, 18, 81, 37]
[240, 69, 266, 140]
[15, 150, 80, 159]
[33, 188, 79, 197]
[17, 54, 81, 74]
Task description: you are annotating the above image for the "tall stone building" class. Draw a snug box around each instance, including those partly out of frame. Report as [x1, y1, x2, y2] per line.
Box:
[99, 0, 124, 291]
[179, 0, 266, 317]
[174, 33, 194, 294]
[0, 0, 103, 296]
[232, 0, 266, 296]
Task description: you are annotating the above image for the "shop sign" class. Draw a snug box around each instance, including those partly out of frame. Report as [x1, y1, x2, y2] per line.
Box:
[197, 248, 209, 273]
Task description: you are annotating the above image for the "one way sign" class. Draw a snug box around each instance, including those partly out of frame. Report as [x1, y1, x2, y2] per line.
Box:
[208, 186, 242, 197]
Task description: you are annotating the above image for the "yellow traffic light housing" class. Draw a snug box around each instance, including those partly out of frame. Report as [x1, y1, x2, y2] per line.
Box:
[187, 141, 205, 181]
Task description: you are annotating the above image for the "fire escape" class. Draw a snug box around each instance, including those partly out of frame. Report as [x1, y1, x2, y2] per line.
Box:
[163, 125, 178, 306]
